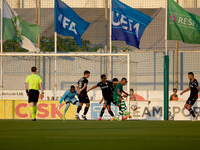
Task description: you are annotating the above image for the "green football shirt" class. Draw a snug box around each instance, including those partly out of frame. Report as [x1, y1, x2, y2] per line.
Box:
[25, 74, 42, 90]
[113, 83, 123, 98]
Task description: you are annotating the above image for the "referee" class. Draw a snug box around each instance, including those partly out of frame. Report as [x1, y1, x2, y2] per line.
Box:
[25, 66, 44, 121]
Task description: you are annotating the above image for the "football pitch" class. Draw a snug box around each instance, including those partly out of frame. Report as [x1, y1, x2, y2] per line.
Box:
[0, 120, 199, 150]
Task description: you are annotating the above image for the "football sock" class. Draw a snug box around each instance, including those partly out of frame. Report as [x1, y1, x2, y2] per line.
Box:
[33, 106, 37, 118]
[83, 107, 89, 115]
[100, 107, 105, 117]
[117, 110, 123, 117]
[30, 107, 35, 119]
[77, 106, 82, 114]
[63, 103, 70, 115]
[189, 108, 196, 117]
[108, 110, 114, 117]
[117, 100, 126, 117]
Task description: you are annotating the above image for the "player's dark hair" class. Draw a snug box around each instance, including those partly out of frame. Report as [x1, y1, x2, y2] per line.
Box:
[112, 78, 118, 81]
[130, 88, 134, 92]
[84, 70, 90, 75]
[31, 66, 37, 72]
[71, 85, 75, 89]
[121, 77, 127, 81]
[101, 74, 106, 79]
[188, 72, 194, 76]
[173, 88, 177, 91]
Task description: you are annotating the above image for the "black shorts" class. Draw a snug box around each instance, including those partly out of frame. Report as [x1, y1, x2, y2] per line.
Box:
[104, 96, 113, 106]
[28, 90, 39, 103]
[78, 94, 90, 103]
[186, 96, 198, 106]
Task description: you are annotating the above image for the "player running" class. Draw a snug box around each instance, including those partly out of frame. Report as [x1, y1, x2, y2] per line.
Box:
[113, 77, 131, 121]
[180, 72, 200, 121]
[75, 70, 90, 120]
[57, 85, 79, 120]
[25, 66, 44, 121]
[87, 75, 119, 121]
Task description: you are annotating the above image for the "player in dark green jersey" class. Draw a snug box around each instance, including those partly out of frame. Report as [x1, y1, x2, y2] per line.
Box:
[113, 77, 131, 121]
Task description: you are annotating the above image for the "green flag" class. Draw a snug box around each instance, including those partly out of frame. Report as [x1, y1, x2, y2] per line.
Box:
[2, 0, 41, 52]
[167, 0, 200, 44]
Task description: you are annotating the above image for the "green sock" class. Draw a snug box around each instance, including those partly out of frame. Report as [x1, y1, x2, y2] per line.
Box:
[30, 107, 35, 119]
[33, 106, 37, 118]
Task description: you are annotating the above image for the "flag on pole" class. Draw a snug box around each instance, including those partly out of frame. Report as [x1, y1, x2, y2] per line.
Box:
[111, 0, 152, 49]
[55, 0, 90, 47]
[2, 0, 41, 52]
[168, 0, 200, 44]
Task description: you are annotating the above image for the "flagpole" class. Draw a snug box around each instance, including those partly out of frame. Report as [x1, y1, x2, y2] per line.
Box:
[165, 0, 168, 56]
[1, 0, 3, 100]
[1, 0, 3, 53]
[54, 0, 57, 100]
[164, 0, 169, 120]
[109, 0, 112, 80]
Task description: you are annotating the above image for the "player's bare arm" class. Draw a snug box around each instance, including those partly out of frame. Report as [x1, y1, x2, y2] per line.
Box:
[117, 89, 123, 101]
[180, 87, 190, 95]
[99, 97, 104, 104]
[113, 81, 121, 84]
[39, 83, 44, 94]
[87, 85, 97, 93]
[117, 89, 121, 96]
[25, 82, 29, 96]
[122, 90, 129, 98]
[75, 84, 80, 94]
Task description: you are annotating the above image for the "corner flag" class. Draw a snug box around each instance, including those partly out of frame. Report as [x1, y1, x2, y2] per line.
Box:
[111, 0, 152, 49]
[55, 0, 90, 47]
[168, 0, 200, 44]
[2, 0, 41, 52]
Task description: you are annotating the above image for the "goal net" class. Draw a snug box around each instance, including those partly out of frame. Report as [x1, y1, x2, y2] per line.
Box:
[0, 53, 136, 120]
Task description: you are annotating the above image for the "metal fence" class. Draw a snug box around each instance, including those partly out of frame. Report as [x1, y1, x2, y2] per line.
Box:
[0, 0, 200, 95]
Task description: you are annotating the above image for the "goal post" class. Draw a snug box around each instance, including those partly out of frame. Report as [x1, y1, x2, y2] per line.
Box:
[0, 52, 131, 119]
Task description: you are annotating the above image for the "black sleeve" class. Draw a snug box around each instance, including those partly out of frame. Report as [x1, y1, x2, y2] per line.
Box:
[97, 82, 101, 87]
[195, 80, 199, 87]
[86, 79, 88, 84]
[83, 78, 88, 85]
[108, 81, 113, 87]
[122, 90, 129, 95]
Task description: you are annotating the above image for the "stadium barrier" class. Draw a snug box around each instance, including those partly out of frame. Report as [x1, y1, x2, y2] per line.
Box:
[0, 90, 198, 101]
[0, 100, 199, 120]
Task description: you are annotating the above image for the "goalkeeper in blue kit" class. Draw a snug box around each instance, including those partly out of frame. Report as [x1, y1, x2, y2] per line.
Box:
[58, 85, 79, 120]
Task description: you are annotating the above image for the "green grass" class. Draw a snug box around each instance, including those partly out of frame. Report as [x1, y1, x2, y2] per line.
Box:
[0, 120, 200, 150]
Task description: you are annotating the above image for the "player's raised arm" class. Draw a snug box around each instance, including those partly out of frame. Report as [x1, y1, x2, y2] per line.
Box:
[180, 86, 190, 95]
[87, 85, 97, 93]
[113, 81, 121, 84]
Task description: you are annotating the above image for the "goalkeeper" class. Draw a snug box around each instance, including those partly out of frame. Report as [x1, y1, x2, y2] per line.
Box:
[58, 85, 79, 120]
[113, 77, 131, 121]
